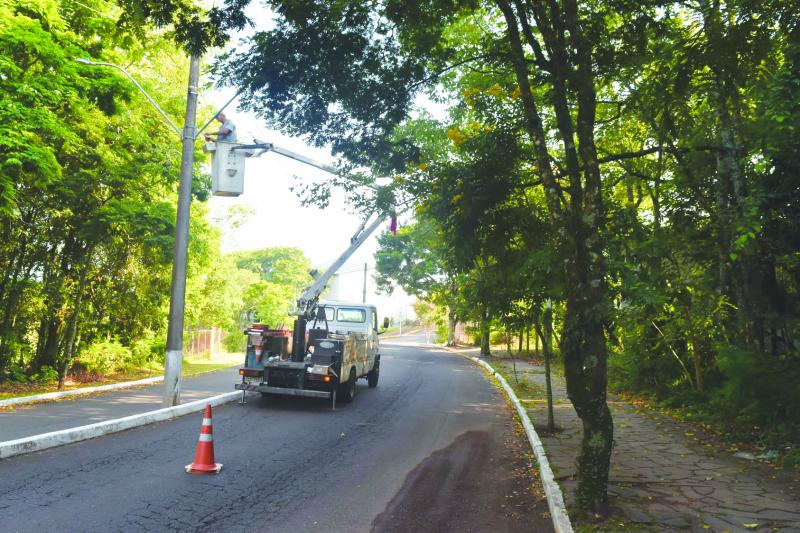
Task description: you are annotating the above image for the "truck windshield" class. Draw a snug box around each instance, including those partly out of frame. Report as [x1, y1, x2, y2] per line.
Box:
[336, 308, 366, 323]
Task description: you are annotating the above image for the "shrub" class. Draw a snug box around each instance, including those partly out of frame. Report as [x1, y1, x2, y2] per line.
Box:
[224, 328, 247, 353]
[711, 345, 800, 434]
[4, 363, 29, 383]
[76, 340, 132, 374]
[30, 365, 59, 383]
[490, 329, 510, 345]
[130, 331, 165, 369]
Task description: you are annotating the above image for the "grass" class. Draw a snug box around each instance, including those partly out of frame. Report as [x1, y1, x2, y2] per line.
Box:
[182, 351, 243, 375]
[0, 351, 244, 402]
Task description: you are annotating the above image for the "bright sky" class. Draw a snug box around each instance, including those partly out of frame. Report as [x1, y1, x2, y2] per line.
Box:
[199, 4, 417, 322]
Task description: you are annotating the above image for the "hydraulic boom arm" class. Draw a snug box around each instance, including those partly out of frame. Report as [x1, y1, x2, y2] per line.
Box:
[232, 140, 386, 317]
[294, 214, 385, 317]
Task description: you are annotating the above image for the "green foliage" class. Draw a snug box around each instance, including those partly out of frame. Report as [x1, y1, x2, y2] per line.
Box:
[712, 346, 800, 435]
[490, 329, 509, 346]
[129, 330, 164, 368]
[228, 247, 313, 328]
[4, 364, 28, 383]
[0, 0, 223, 383]
[413, 300, 449, 343]
[30, 366, 59, 384]
[76, 339, 133, 374]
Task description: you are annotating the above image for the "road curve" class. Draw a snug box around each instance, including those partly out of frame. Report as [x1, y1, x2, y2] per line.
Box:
[0, 333, 551, 532]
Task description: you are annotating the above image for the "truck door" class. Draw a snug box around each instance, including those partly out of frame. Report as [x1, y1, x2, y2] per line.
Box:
[369, 309, 378, 367]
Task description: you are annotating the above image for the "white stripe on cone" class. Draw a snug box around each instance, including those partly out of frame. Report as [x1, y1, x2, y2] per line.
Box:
[198, 434, 213, 442]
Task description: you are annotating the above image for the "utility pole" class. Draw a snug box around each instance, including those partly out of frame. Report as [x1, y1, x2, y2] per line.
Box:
[76, 56, 238, 407]
[362, 263, 367, 303]
[162, 56, 201, 407]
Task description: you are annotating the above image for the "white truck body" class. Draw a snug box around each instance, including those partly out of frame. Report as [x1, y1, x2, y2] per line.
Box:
[315, 301, 379, 382]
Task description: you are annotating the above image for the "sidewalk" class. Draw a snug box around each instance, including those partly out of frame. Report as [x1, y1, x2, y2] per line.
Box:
[451, 346, 800, 532]
[0, 366, 240, 442]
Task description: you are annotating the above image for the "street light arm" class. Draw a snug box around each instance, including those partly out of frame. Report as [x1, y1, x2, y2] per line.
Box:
[75, 58, 182, 138]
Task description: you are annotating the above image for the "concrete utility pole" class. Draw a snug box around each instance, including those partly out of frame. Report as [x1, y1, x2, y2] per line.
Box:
[362, 263, 367, 303]
[162, 55, 201, 407]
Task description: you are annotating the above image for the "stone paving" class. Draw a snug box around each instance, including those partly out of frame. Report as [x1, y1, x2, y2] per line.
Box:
[455, 348, 800, 532]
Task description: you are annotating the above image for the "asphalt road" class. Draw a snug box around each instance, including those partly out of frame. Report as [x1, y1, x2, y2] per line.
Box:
[0, 333, 551, 532]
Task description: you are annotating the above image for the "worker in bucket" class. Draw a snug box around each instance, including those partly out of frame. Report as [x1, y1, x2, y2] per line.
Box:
[204, 112, 237, 143]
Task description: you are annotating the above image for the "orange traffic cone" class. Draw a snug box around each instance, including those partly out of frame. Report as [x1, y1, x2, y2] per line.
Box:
[185, 404, 222, 474]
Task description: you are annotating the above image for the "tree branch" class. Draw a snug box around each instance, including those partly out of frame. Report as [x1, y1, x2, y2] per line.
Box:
[512, 0, 552, 71]
[597, 144, 721, 164]
[409, 54, 501, 90]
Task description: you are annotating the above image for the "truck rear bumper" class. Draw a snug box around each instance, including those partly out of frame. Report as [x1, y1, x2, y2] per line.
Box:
[235, 382, 331, 399]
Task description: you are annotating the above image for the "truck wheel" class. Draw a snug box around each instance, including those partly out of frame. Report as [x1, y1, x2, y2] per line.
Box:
[367, 362, 379, 388]
[339, 368, 357, 403]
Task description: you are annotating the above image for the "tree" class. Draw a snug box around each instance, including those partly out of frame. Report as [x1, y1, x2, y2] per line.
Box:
[375, 219, 461, 345]
[0, 0, 219, 384]
[229, 247, 313, 328]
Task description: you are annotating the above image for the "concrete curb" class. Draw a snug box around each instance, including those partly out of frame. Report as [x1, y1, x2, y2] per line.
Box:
[448, 347, 573, 533]
[0, 376, 164, 408]
[0, 390, 242, 460]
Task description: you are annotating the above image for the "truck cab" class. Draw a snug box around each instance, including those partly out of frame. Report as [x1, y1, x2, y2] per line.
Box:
[317, 301, 379, 352]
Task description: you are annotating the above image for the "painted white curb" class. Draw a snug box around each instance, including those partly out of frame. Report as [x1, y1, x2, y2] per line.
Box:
[0, 376, 164, 408]
[471, 356, 573, 533]
[0, 391, 242, 459]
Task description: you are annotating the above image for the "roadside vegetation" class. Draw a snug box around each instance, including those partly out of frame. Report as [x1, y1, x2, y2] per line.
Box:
[2, 0, 798, 516]
[0, 2, 311, 396]
[0, 351, 242, 402]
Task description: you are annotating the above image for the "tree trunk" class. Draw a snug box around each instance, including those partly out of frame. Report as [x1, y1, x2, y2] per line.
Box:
[35, 318, 61, 371]
[701, 0, 764, 350]
[446, 307, 456, 346]
[544, 305, 555, 433]
[562, 290, 613, 513]
[58, 270, 87, 389]
[480, 306, 491, 356]
[496, 0, 614, 511]
[0, 233, 30, 374]
[536, 303, 556, 434]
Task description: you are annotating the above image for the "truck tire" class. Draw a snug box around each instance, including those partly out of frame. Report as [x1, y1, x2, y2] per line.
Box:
[367, 361, 379, 388]
[338, 368, 357, 403]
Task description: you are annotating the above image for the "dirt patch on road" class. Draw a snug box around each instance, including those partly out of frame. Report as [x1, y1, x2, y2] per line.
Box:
[370, 423, 553, 533]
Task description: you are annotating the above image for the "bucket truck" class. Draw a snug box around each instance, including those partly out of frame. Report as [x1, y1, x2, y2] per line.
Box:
[205, 138, 388, 408]
[234, 216, 385, 408]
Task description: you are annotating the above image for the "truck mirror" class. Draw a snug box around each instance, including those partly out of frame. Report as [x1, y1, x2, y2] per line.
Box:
[383, 317, 390, 329]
